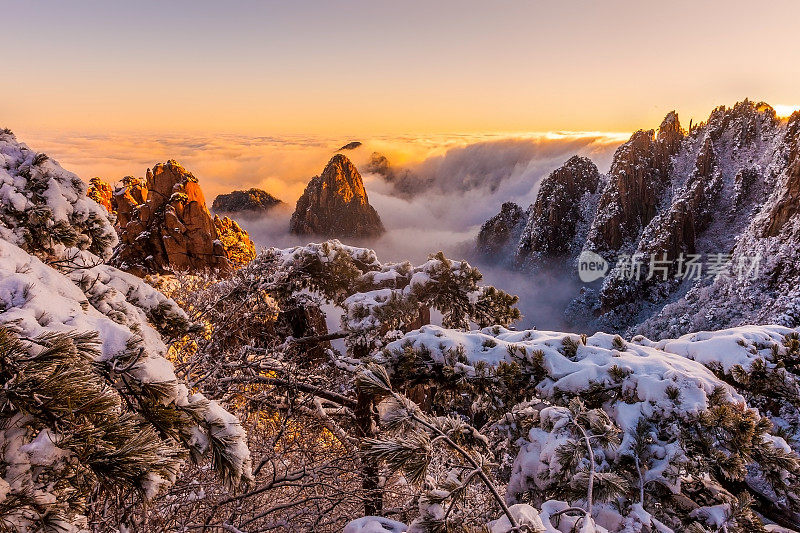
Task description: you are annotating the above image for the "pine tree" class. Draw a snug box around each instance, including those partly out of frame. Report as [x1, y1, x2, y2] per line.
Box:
[0, 326, 184, 530]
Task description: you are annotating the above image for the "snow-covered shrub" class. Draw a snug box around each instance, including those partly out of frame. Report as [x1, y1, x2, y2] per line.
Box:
[0, 326, 183, 531]
[636, 326, 800, 515]
[134, 241, 521, 531]
[0, 130, 117, 261]
[375, 325, 800, 532]
[260, 241, 519, 343]
[344, 516, 409, 533]
[358, 363, 543, 533]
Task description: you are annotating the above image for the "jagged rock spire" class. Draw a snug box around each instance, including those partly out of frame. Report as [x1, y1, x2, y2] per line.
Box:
[290, 154, 385, 238]
[516, 155, 601, 265]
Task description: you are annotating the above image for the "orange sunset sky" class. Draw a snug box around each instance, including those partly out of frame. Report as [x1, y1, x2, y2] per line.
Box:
[1, 0, 798, 198]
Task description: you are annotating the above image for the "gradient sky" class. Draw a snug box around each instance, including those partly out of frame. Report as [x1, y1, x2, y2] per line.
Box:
[2, 0, 799, 136]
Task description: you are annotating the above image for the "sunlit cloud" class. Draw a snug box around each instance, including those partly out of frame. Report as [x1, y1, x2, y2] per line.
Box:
[16, 130, 627, 206]
[773, 105, 800, 118]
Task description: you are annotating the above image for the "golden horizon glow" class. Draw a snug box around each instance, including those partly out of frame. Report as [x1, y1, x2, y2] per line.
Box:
[12, 129, 629, 203]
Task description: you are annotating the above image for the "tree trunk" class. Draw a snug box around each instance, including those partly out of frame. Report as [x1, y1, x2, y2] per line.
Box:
[355, 389, 383, 516]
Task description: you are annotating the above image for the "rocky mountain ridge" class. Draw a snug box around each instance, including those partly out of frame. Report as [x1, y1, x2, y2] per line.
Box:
[90, 161, 256, 276]
[478, 100, 800, 337]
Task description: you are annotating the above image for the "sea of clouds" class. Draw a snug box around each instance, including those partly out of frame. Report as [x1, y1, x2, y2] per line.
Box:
[20, 129, 626, 329]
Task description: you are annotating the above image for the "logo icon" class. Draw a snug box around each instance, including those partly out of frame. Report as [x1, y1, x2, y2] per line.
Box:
[577, 250, 608, 283]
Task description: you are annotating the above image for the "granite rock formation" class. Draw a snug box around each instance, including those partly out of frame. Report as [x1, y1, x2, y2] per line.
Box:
[476, 202, 526, 263]
[212, 188, 283, 216]
[290, 154, 385, 238]
[477, 100, 800, 337]
[585, 112, 685, 254]
[213, 214, 257, 267]
[87, 177, 113, 213]
[765, 112, 800, 236]
[337, 141, 362, 151]
[516, 156, 602, 266]
[111, 160, 254, 276]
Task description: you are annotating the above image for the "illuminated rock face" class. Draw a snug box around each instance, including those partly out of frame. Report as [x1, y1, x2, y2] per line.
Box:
[112, 160, 254, 276]
[87, 177, 113, 213]
[213, 214, 256, 268]
[290, 154, 385, 238]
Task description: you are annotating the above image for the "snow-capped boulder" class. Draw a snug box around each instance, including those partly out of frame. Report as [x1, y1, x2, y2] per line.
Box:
[585, 112, 684, 255]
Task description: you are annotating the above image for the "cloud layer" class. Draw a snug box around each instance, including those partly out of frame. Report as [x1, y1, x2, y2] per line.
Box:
[19, 129, 626, 329]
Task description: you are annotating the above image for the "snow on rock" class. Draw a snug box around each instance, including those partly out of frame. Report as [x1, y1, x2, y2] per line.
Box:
[635, 324, 794, 373]
[604, 102, 798, 336]
[476, 201, 527, 265]
[343, 516, 408, 533]
[488, 503, 546, 533]
[516, 155, 602, 268]
[477, 101, 800, 337]
[260, 240, 513, 338]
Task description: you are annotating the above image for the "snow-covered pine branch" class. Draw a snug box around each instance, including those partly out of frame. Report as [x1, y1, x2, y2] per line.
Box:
[0, 238, 251, 531]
